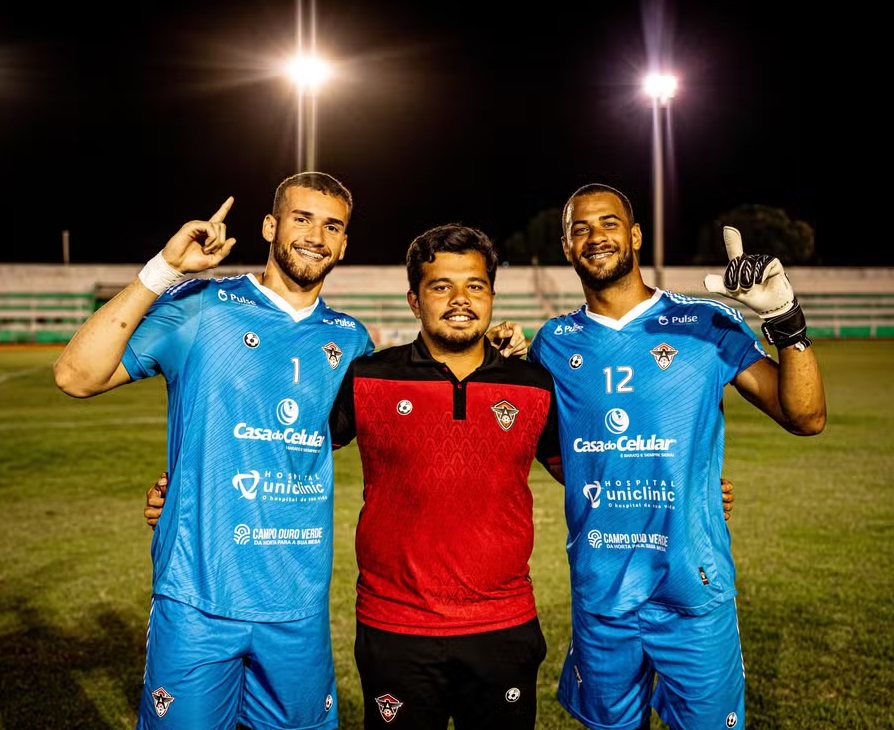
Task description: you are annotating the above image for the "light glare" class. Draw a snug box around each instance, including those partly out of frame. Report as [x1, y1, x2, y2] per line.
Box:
[285, 55, 331, 91]
[643, 73, 678, 103]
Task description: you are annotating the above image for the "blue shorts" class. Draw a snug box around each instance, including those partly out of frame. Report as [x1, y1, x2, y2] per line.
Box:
[136, 596, 338, 730]
[557, 599, 745, 730]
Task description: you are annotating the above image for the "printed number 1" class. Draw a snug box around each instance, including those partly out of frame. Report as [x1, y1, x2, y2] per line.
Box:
[602, 366, 633, 393]
[292, 357, 300, 385]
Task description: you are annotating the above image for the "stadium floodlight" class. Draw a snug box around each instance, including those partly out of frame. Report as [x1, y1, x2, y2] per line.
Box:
[643, 72, 677, 290]
[284, 53, 332, 172]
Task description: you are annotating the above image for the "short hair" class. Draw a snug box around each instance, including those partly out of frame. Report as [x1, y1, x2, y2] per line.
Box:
[562, 183, 635, 230]
[272, 172, 353, 222]
[406, 223, 499, 294]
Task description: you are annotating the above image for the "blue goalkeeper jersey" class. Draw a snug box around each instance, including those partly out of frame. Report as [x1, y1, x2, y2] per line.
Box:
[528, 289, 767, 616]
[122, 273, 375, 622]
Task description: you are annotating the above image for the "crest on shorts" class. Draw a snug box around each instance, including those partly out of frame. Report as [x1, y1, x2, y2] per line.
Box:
[375, 693, 403, 723]
[649, 342, 678, 370]
[151, 687, 175, 718]
[491, 399, 519, 431]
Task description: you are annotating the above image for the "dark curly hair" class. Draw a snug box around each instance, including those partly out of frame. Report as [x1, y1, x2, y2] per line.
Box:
[406, 223, 499, 294]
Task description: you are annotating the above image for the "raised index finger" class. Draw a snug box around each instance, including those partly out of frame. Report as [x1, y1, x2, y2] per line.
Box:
[210, 196, 234, 223]
[722, 226, 744, 260]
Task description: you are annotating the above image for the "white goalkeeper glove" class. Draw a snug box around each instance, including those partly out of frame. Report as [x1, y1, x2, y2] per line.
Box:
[703, 226, 811, 350]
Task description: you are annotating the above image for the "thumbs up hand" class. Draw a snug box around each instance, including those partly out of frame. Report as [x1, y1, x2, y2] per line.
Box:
[703, 226, 795, 318]
[703, 227, 810, 350]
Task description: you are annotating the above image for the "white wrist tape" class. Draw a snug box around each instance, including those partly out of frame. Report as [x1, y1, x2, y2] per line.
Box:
[138, 252, 184, 295]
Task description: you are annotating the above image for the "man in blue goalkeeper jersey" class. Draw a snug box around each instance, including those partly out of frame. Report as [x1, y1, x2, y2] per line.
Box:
[528, 183, 826, 730]
[54, 171, 527, 730]
[53, 172, 377, 730]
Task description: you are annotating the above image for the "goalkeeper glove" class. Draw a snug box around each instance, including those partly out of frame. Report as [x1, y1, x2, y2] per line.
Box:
[703, 226, 811, 351]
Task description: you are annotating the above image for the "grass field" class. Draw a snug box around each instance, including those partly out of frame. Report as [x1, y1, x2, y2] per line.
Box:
[1, 340, 892, 729]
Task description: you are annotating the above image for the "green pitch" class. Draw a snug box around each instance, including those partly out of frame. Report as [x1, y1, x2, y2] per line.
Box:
[1, 341, 891, 729]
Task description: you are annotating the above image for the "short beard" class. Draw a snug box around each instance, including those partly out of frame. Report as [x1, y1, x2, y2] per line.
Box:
[273, 241, 338, 288]
[428, 327, 485, 353]
[572, 247, 635, 291]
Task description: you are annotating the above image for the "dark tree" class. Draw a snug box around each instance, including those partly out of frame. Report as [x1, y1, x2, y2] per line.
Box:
[694, 204, 815, 265]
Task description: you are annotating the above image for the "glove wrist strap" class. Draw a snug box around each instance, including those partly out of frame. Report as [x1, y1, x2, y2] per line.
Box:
[761, 299, 811, 351]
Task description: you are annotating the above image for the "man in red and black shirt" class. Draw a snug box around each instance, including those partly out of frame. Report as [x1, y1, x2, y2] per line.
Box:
[142, 222, 736, 729]
[329, 223, 562, 730]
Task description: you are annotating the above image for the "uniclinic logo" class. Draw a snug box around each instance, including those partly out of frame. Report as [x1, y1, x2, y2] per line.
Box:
[583, 482, 603, 508]
[232, 470, 260, 500]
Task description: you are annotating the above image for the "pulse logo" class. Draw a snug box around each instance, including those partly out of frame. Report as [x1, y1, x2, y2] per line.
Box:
[218, 289, 258, 306]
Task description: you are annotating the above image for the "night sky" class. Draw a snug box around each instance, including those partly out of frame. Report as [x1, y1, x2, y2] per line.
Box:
[0, 2, 863, 267]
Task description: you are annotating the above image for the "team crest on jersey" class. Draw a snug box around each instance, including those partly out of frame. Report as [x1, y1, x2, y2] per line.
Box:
[649, 342, 678, 370]
[491, 399, 519, 431]
[151, 687, 175, 717]
[243, 332, 260, 348]
[375, 693, 403, 723]
[321, 342, 343, 369]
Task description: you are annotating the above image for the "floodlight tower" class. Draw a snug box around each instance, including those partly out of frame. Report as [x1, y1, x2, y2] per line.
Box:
[643, 72, 677, 290]
[287, 0, 331, 172]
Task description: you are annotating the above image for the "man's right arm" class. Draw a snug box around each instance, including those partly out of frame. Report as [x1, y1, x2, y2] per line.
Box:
[53, 197, 237, 398]
[53, 282, 164, 397]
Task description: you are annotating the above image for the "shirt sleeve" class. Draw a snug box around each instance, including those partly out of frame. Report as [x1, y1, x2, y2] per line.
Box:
[121, 285, 202, 381]
[535, 373, 562, 470]
[328, 360, 358, 450]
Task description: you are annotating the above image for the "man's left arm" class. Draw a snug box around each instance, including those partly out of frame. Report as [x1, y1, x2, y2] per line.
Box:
[705, 226, 826, 435]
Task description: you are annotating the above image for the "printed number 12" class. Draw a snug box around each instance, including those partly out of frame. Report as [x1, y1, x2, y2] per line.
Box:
[603, 366, 633, 393]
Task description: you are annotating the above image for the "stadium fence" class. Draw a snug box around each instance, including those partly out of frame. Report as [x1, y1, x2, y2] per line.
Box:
[1, 264, 892, 345]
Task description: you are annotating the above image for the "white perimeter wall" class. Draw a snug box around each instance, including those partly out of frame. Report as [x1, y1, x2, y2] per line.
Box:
[1, 264, 893, 296]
